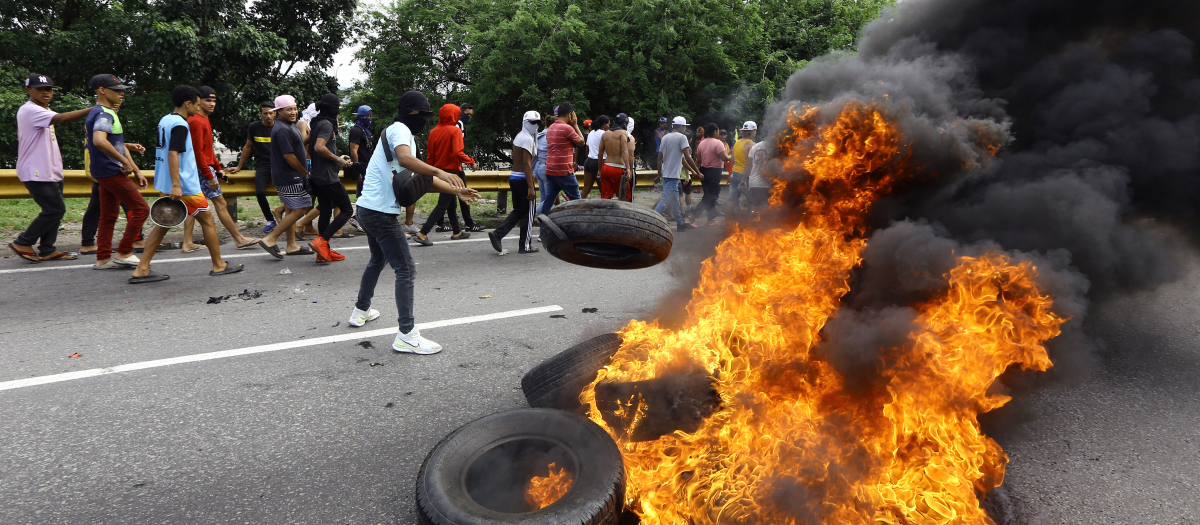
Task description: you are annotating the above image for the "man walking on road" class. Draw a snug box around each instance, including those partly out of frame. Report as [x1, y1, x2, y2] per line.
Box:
[538, 103, 586, 215]
[489, 111, 540, 254]
[256, 95, 315, 259]
[130, 86, 243, 284]
[181, 86, 259, 252]
[597, 114, 633, 200]
[228, 102, 278, 232]
[438, 102, 483, 233]
[655, 116, 702, 231]
[581, 115, 608, 198]
[414, 103, 476, 246]
[695, 122, 731, 226]
[86, 74, 149, 270]
[306, 93, 355, 264]
[728, 121, 757, 215]
[347, 105, 373, 200]
[9, 74, 92, 263]
[350, 90, 479, 354]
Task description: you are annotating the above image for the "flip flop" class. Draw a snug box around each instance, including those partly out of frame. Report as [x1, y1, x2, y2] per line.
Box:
[8, 243, 39, 263]
[39, 251, 78, 261]
[79, 248, 97, 255]
[181, 245, 205, 253]
[332, 233, 355, 239]
[258, 240, 283, 259]
[236, 238, 261, 250]
[286, 247, 314, 256]
[210, 263, 245, 276]
[128, 271, 169, 284]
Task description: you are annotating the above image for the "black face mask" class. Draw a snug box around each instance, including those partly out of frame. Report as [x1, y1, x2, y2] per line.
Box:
[401, 112, 430, 135]
[460, 114, 471, 125]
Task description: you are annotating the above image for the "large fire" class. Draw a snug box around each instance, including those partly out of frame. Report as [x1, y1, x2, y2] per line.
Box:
[581, 101, 1063, 523]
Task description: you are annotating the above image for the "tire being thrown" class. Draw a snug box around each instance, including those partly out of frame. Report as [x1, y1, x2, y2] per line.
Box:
[539, 199, 672, 270]
[416, 408, 625, 525]
[522, 333, 623, 414]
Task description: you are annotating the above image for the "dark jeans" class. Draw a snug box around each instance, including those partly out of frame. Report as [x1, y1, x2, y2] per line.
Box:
[538, 174, 582, 216]
[493, 178, 535, 251]
[311, 181, 352, 240]
[434, 171, 472, 229]
[95, 175, 149, 260]
[421, 190, 462, 235]
[355, 207, 416, 333]
[255, 168, 276, 221]
[82, 181, 141, 246]
[698, 167, 722, 221]
[16, 181, 65, 256]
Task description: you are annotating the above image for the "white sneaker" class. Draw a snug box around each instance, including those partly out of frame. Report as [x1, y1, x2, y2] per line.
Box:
[113, 254, 140, 267]
[393, 327, 442, 354]
[348, 307, 381, 327]
[401, 223, 419, 234]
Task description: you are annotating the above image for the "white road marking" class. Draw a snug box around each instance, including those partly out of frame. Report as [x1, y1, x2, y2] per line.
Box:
[0, 235, 519, 275]
[0, 304, 563, 392]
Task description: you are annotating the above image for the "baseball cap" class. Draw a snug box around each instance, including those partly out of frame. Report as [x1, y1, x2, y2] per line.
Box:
[89, 74, 130, 91]
[658, 117, 669, 123]
[741, 121, 757, 131]
[274, 94, 297, 111]
[672, 116, 689, 126]
[357, 105, 373, 116]
[523, 110, 541, 121]
[24, 74, 54, 89]
[583, 119, 593, 128]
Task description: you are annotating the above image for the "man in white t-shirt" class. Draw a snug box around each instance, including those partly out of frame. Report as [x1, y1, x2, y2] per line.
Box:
[348, 91, 479, 355]
[654, 116, 703, 231]
[745, 140, 773, 211]
[581, 115, 609, 198]
[11, 74, 93, 262]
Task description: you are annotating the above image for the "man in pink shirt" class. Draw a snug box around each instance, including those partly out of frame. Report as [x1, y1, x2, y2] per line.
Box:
[10, 74, 92, 263]
[695, 122, 731, 226]
[537, 103, 587, 215]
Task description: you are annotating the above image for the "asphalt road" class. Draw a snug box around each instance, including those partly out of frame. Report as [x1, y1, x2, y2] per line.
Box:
[1, 221, 1197, 524]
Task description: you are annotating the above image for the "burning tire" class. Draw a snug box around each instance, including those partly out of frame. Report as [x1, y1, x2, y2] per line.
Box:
[416, 408, 625, 525]
[538, 199, 672, 270]
[522, 333, 623, 414]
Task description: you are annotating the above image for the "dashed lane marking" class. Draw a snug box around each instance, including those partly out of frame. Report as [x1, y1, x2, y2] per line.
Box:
[0, 304, 563, 392]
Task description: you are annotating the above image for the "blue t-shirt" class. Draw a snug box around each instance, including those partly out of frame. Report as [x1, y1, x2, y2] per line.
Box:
[357, 122, 418, 214]
[154, 114, 202, 196]
[85, 105, 127, 179]
[535, 131, 549, 164]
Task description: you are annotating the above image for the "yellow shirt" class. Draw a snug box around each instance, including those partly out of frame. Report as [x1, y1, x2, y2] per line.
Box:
[732, 138, 755, 175]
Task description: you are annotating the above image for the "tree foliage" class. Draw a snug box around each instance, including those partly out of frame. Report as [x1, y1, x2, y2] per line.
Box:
[353, 0, 892, 168]
[1, 0, 356, 169]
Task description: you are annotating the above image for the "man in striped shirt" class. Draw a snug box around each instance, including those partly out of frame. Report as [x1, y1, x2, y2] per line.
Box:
[537, 103, 586, 215]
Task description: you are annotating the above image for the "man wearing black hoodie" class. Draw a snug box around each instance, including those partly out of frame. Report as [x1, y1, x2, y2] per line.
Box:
[307, 93, 354, 263]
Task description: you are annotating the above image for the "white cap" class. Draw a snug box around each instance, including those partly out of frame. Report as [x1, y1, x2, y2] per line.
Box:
[741, 121, 757, 131]
[523, 110, 541, 121]
[672, 116, 689, 126]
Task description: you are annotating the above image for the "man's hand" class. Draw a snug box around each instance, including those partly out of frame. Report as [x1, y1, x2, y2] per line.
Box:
[126, 143, 146, 155]
[120, 158, 136, 174]
[526, 186, 536, 200]
[134, 169, 147, 189]
[457, 187, 481, 203]
[226, 166, 242, 174]
[170, 185, 183, 200]
[208, 178, 219, 189]
[437, 170, 465, 189]
[692, 170, 704, 181]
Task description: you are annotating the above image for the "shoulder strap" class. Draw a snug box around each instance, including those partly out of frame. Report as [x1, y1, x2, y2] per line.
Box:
[382, 125, 394, 163]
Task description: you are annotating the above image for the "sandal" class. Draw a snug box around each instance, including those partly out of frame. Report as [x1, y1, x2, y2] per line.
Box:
[210, 263, 245, 276]
[128, 271, 170, 284]
[39, 251, 78, 261]
[8, 243, 39, 263]
[236, 238, 261, 250]
[331, 232, 355, 239]
[258, 240, 283, 260]
[181, 245, 204, 253]
[286, 247, 314, 256]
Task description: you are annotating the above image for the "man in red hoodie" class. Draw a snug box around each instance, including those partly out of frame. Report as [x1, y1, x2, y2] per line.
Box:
[413, 103, 476, 245]
[181, 86, 259, 252]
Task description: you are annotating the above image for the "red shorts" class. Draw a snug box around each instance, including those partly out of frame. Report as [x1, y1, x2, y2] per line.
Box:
[599, 164, 627, 199]
[164, 193, 211, 217]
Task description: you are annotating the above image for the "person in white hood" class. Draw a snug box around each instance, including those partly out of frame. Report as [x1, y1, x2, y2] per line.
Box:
[488, 111, 541, 254]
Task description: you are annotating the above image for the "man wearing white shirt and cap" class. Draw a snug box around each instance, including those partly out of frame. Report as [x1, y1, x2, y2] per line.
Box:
[489, 110, 542, 254]
[655, 116, 704, 231]
[729, 120, 757, 215]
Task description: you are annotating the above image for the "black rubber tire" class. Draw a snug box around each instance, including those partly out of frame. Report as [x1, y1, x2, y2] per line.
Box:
[416, 408, 625, 525]
[522, 333, 623, 414]
[539, 199, 672, 270]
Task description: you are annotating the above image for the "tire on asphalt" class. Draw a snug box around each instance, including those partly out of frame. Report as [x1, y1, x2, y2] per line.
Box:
[416, 408, 625, 525]
[522, 333, 624, 414]
[538, 199, 672, 270]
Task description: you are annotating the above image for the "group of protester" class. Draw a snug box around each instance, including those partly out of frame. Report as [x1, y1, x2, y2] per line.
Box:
[11, 72, 768, 354]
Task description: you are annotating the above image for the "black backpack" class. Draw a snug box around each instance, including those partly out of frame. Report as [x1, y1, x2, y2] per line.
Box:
[382, 126, 433, 207]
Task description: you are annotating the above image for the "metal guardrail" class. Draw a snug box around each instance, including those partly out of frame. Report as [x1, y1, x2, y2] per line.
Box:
[0, 169, 667, 199]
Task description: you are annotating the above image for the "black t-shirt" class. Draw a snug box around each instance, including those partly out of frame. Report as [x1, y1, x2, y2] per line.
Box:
[308, 119, 341, 186]
[169, 126, 189, 152]
[348, 125, 373, 176]
[247, 121, 272, 170]
[270, 120, 307, 187]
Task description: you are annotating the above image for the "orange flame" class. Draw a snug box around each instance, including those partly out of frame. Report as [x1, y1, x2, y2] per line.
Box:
[580, 100, 1061, 523]
[525, 461, 574, 510]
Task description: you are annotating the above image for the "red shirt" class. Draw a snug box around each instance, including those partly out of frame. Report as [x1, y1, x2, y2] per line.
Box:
[186, 113, 218, 179]
[545, 121, 582, 176]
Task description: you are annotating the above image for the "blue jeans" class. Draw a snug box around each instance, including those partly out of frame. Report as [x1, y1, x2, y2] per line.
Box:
[538, 173, 581, 216]
[728, 172, 744, 204]
[654, 178, 684, 227]
[355, 207, 416, 333]
[533, 161, 548, 203]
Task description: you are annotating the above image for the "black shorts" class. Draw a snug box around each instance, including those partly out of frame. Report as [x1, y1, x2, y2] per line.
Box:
[681, 178, 693, 193]
[583, 158, 599, 174]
